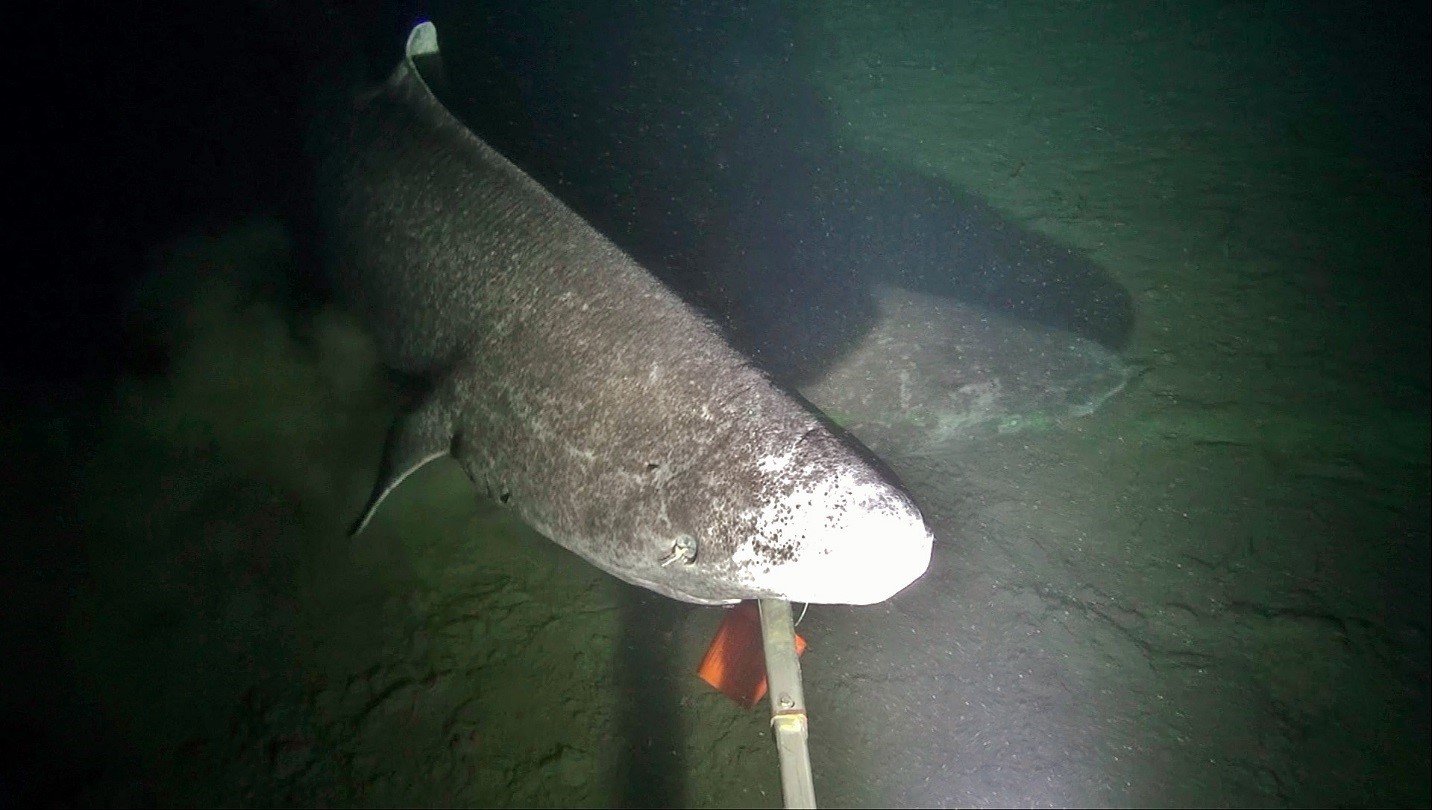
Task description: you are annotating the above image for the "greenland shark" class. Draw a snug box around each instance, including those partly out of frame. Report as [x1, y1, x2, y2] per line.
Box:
[801, 287, 1131, 457]
[309, 22, 932, 605]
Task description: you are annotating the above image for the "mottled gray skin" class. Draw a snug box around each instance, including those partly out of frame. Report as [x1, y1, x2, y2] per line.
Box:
[312, 24, 932, 605]
[800, 287, 1131, 455]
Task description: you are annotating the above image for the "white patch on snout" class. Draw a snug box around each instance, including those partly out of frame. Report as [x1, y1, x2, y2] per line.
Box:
[757, 449, 795, 475]
[734, 466, 933, 605]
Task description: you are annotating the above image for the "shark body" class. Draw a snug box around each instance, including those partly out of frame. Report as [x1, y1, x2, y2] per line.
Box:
[311, 23, 933, 605]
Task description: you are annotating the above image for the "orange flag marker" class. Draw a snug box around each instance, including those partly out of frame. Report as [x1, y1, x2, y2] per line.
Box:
[698, 600, 808, 708]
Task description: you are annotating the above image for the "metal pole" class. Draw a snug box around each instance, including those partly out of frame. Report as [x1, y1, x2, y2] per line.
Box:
[758, 598, 817, 809]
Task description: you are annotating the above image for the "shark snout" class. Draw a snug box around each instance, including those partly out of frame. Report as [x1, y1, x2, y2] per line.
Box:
[742, 468, 934, 605]
[799, 488, 933, 604]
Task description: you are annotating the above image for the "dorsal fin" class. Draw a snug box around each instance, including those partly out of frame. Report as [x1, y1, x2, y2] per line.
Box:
[349, 389, 456, 536]
[404, 21, 451, 100]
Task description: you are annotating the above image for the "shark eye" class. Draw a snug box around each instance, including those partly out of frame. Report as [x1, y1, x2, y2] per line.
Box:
[659, 534, 699, 567]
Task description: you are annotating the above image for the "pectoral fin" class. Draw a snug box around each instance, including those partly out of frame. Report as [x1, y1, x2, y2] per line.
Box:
[350, 392, 456, 536]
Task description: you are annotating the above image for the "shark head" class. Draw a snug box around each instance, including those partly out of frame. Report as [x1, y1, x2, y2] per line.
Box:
[622, 425, 935, 606]
[737, 438, 935, 604]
